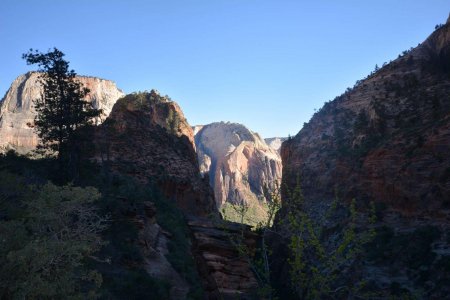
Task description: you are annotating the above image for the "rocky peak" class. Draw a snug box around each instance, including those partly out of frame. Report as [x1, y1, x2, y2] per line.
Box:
[92, 91, 216, 217]
[195, 122, 263, 160]
[0, 72, 125, 154]
[115, 90, 195, 146]
[194, 122, 282, 224]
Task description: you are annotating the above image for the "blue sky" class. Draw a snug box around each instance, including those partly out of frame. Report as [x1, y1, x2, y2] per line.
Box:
[1, 1, 448, 138]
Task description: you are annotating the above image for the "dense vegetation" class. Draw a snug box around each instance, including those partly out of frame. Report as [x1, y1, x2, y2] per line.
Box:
[0, 151, 203, 299]
[0, 50, 204, 299]
[0, 169, 106, 299]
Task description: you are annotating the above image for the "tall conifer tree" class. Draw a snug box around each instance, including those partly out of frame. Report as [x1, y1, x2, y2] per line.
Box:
[23, 48, 101, 180]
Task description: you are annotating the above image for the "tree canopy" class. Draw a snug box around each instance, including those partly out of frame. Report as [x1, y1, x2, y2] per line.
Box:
[0, 171, 108, 299]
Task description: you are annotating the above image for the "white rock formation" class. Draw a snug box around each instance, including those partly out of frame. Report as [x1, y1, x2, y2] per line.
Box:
[264, 137, 287, 153]
[194, 122, 282, 214]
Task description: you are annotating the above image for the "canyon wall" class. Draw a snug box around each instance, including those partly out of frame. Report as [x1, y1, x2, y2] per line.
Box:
[281, 18, 450, 217]
[273, 17, 450, 298]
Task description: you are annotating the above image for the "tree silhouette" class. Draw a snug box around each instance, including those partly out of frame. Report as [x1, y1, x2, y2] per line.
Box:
[23, 48, 101, 180]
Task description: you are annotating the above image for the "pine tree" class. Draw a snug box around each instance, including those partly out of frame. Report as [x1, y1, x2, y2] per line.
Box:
[23, 48, 101, 180]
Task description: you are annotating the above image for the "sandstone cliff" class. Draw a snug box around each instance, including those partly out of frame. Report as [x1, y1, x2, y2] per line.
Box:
[92, 90, 216, 217]
[274, 17, 450, 298]
[187, 216, 259, 299]
[0, 72, 124, 154]
[194, 122, 282, 224]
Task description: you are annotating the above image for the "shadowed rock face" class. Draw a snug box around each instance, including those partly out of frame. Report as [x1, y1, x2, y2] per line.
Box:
[0, 72, 125, 154]
[273, 17, 450, 298]
[194, 122, 282, 221]
[91, 90, 217, 217]
[281, 19, 450, 218]
[187, 216, 259, 299]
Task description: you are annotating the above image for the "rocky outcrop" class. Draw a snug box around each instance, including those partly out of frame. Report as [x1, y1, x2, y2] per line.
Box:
[275, 16, 450, 298]
[89, 94, 264, 298]
[128, 201, 190, 300]
[187, 216, 259, 299]
[91, 90, 216, 217]
[264, 137, 287, 153]
[0, 72, 124, 154]
[194, 122, 282, 224]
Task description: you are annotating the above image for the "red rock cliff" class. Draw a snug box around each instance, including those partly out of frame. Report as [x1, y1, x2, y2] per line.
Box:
[92, 90, 216, 217]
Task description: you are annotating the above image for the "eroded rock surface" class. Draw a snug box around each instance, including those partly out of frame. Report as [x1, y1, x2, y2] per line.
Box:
[194, 122, 282, 223]
[0, 72, 124, 153]
[187, 216, 259, 299]
[128, 201, 190, 299]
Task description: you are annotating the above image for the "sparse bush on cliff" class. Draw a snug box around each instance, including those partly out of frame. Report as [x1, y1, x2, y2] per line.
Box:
[167, 108, 181, 134]
[225, 180, 379, 299]
[85, 172, 204, 299]
[283, 179, 376, 299]
[221, 184, 282, 299]
[366, 224, 445, 296]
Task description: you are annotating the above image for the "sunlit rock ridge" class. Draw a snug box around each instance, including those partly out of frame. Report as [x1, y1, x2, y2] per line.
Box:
[0, 72, 125, 154]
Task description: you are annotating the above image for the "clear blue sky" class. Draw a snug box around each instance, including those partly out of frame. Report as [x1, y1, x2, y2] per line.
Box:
[1, 1, 448, 138]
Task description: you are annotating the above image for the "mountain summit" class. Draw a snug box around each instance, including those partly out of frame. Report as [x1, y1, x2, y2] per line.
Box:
[0, 72, 124, 154]
[194, 122, 282, 224]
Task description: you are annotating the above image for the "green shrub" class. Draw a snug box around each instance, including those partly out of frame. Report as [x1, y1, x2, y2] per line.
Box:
[0, 172, 107, 299]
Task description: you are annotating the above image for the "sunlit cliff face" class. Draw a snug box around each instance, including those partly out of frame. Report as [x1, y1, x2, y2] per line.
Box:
[0, 72, 124, 154]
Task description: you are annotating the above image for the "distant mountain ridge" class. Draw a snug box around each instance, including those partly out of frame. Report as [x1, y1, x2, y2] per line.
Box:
[264, 137, 287, 153]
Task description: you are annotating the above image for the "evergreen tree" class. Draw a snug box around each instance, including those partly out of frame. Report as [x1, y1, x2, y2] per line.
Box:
[23, 48, 101, 180]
